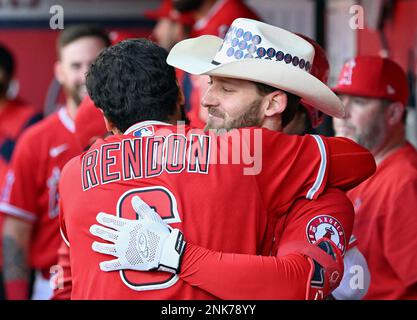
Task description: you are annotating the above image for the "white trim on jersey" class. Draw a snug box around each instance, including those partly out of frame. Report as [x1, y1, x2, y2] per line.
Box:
[60, 227, 70, 247]
[0, 202, 37, 222]
[124, 121, 172, 135]
[306, 135, 327, 200]
[58, 107, 75, 133]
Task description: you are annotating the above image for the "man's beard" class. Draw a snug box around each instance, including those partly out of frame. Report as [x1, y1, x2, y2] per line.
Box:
[205, 99, 262, 132]
[63, 83, 85, 107]
[354, 111, 386, 151]
[173, 0, 204, 12]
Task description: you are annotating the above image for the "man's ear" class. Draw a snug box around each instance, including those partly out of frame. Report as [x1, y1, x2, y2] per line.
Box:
[54, 61, 64, 84]
[386, 102, 405, 126]
[263, 90, 287, 117]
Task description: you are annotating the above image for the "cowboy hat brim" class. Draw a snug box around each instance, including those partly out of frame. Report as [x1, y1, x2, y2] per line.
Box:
[167, 35, 345, 118]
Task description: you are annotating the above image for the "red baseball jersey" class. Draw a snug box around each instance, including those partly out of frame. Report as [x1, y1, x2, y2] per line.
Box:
[0, 107, 81, 274]
[191, 0, 260, 38]
[177, 188, 354, 299]
[59, 121, 374, 299]
[348, 143, 417, 300]
[0, 98, 42, 268]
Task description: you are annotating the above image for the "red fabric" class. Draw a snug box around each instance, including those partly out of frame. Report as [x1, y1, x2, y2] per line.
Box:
[348, 143, 417, 299]
[0, 108, 81, 271]
[179, 188, 351, 299]
[333, 56, 409, 106]
[5, 279, 29, 300]
[191, 0, 259, 38]
[74, 96, 107, 151]
[326, 136, 376, 192]
[51, 241, 72, 300]
[0, 99, 41, 268]
[144, 0, 194, 26]
[59, 122, 346, 299]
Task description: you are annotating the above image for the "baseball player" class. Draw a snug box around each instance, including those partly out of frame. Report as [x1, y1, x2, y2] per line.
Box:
[60, 21, 374, 299]
[0, 45, 43, 300]
[333, 56, 417, 299]
[89, 27, 372, 300]
[0, 25, 110, 300]
[282, 36, 370, 300]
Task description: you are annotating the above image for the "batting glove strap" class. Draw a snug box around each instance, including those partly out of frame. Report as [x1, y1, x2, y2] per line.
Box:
[158, 229, 186, 274]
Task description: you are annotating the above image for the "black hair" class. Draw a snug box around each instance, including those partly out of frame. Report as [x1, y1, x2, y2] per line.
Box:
[57, 24, 111, 57]
[255, 82, 301, 128]
[86, 39, 180, 133]
[0, 45, 15, 79]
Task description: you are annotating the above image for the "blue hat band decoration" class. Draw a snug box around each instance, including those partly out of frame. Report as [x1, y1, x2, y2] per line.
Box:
[217, 26, 312, 72]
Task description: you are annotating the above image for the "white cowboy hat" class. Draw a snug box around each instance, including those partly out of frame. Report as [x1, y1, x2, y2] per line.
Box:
[167, 18, 345, 118]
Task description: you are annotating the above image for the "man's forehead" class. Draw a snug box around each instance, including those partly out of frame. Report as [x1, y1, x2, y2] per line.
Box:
[60, 36, 106, 61]
[210, 75, 254, 87]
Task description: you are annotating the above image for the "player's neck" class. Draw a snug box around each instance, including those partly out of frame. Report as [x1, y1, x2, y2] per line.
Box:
[373, 127, 406, 165]
[65, 99, 78, 120]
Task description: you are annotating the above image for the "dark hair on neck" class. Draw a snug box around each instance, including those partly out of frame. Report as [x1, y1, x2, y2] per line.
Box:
[254, 82, 301, 128]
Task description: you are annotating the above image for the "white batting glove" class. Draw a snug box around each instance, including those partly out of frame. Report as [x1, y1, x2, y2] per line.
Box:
[90, 195, 186, 274]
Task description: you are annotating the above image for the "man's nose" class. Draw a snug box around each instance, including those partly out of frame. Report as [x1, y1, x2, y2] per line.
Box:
[201, 86, 218, 109]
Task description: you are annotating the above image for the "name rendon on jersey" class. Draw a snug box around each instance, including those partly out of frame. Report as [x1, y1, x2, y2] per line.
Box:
[81, 134, 211, 190]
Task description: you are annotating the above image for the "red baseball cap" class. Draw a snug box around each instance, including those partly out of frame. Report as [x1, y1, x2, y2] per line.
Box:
[297, 34, 329, 128]
[333, 56, 409, 106]
[144, 0, 194, 26]
[108, 31, 137, 46]
[75, 95, 107, 150]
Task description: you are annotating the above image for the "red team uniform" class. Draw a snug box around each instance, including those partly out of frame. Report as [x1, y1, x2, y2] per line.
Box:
[0, 108, 81, 282]
[59, 121, 374, 299]
[177, 188, 354, 299]
[348, 143, 417, 299]
[0, 99, 42, 269]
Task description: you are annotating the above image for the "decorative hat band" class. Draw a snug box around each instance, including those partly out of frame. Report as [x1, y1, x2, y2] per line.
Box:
[211, 25, 312, 72]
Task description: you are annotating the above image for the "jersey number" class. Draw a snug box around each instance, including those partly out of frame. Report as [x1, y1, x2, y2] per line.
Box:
[117, 186, 181, 291]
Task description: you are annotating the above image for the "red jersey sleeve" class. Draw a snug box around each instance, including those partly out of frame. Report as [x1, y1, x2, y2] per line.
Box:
[325, 137, 376, 191]
[180, 243, 312, 299]
[384, 179, 417, 286]
[179, 189, 352, 299]
[254, 130, 329, 214]
[0, 131, 39, 222]
[273, 188, 355, 258]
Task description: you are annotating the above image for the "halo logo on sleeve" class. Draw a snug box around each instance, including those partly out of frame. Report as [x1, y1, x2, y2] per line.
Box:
[306, 215, 346, 255]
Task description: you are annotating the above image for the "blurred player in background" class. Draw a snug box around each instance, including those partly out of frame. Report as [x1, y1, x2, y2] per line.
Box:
[0, 45, 43, 300]
[145, 0, 194, 51]
[0, 25, 110, 300]
[333, 56, 417, 299]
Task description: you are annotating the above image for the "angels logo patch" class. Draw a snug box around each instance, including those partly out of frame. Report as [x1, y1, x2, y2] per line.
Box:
[306, 215, 346, 255]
